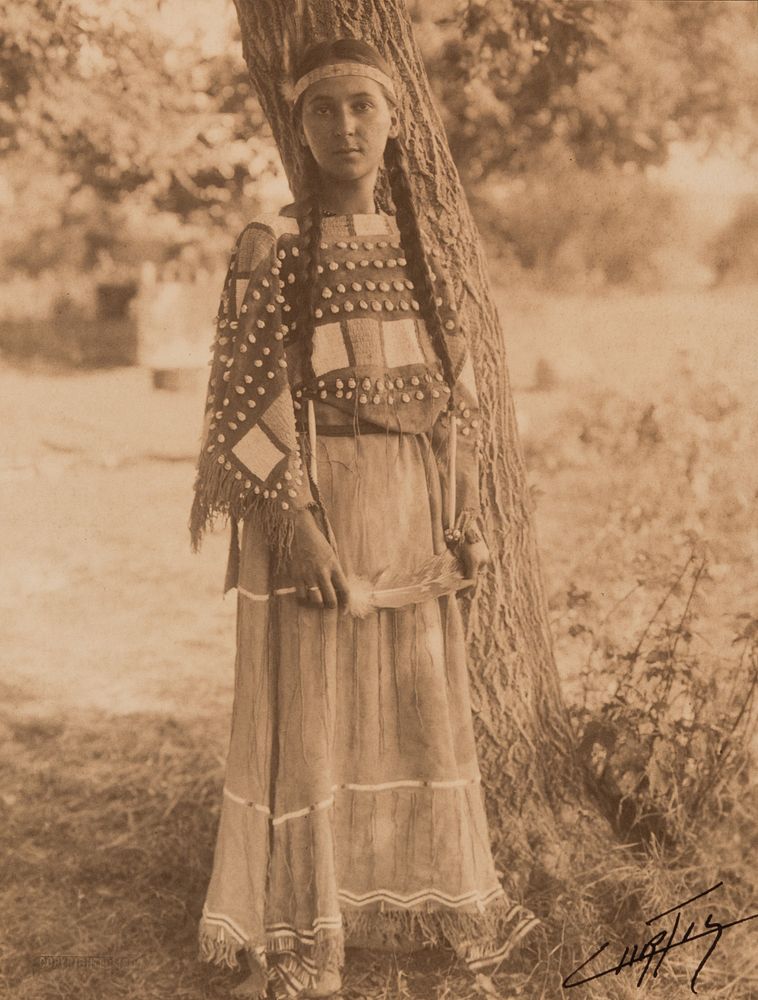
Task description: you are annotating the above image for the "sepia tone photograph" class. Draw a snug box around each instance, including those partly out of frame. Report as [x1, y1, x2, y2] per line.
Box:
[1, 1, 756, 998]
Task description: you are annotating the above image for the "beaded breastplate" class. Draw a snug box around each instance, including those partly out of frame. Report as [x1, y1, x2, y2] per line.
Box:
[278, 212, 463, 434]
[191, 208, 480, 556]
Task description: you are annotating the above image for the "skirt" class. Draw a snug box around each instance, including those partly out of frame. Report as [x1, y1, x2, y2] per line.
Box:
[198, 429, 539, 997]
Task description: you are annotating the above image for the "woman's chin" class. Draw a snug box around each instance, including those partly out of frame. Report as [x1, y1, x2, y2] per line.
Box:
[319, 159, 377, 183]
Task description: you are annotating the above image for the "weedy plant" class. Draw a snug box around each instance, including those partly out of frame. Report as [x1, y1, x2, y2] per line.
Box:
[516, 351, 758, 998]
[568, 555, 757, 846]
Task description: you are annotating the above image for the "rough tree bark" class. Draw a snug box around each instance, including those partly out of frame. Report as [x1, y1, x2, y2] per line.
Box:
[231, 0, 591, 889]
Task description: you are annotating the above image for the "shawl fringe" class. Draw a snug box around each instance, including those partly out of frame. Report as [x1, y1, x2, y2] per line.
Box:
[190, 449, 306, 566]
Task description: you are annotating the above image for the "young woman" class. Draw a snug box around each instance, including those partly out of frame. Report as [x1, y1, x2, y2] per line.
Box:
[191, 37, 539, 1000]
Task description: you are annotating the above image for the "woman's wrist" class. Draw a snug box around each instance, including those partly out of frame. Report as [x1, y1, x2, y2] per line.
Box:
[463, 520, 484, 545]
[445, 508, 484, 548]
[292, 502, 320, 524]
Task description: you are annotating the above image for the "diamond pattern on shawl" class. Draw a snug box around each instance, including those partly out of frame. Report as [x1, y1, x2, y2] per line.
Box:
[382, 318, 425, 368]
[234, 278, 251, 316]
[312, 322, 351, 377]
[232, 222, 279, 316]
[445, 331, 470, 383]
[232, 424, 286, 482]
[259, 388, 298, 453]
[237, 224, 276, 272]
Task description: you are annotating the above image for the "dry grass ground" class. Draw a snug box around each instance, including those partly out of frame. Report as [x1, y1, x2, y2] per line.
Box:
[1, 285, 756, 999]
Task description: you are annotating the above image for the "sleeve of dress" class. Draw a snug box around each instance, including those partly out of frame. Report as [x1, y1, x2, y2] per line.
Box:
[190, 221, 315, 562]
[431, 342, 485, 545]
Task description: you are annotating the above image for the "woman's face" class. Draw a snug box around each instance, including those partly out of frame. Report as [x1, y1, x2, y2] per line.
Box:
[297, 74, 398, 183]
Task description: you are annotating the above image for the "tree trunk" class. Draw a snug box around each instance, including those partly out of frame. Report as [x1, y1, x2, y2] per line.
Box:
[232, 0, 586, 886]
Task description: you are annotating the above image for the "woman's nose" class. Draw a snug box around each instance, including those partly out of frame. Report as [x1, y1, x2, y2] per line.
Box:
[334, 111, 356, 136]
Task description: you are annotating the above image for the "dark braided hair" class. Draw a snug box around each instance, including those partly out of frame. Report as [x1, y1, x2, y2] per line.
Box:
[291, 147, 323, 387]
[383, 135, 457, 391]
[290, 38, 456, 395]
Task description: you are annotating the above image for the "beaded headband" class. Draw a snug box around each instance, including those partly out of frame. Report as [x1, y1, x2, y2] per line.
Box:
[283, 61, 397, 107]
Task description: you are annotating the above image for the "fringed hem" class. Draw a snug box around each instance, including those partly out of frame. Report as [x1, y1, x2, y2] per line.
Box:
[198, 923, 247, 971]
[342, 892, 540, 973]
[199, 919, 344, 1000]
[198, 920, 345, 966]
[189, 452, 318, 566]
[198, 893, 540, 994]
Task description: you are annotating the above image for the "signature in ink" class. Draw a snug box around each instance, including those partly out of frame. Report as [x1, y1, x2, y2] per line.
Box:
[563, 882, 757, 993]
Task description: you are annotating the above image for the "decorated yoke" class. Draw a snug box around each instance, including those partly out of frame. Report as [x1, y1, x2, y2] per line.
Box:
[190, 209, 483, 571]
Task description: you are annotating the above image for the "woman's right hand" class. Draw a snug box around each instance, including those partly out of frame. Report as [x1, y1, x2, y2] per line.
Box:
[290, 510, 349, 609]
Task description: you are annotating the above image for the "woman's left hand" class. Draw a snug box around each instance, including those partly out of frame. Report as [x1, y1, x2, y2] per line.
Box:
[459, 539, 492, 586]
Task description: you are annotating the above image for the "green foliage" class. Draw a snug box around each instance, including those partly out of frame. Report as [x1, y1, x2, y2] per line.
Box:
[0, 0, 279, 282]
[471, 147, 685, 290]
[430, 0, 758, 179]
[419, 0, 757, 288]
[1, 0, 756, 297]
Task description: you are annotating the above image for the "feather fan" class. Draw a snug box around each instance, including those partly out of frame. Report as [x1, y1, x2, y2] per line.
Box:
[344, 549, 473, 618]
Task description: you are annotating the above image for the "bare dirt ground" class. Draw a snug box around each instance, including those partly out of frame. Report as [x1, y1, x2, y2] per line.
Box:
[1, 363, 233, 735]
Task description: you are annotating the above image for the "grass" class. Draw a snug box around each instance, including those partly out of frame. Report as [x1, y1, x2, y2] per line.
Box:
[0, 699, 539, 1000]
[2, 695, 754, 999]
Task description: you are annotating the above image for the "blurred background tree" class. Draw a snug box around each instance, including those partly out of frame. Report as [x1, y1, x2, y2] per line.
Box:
[421, 0, 758, 287]
[429, 0, 756, 176]
[0, 0, 280, 301]
[1, 0, 756, 321]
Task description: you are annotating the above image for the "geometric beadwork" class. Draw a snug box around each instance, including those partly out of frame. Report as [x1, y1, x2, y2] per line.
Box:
[232, 423, 286, 481]
[342, 318, 382, 368]
[259, 388, 298, 453]
[235, 278, 251, 313]
[414, 318, 439, 366]
[382, 318, 425, 368]
[350, 213, 395, 236]
[310, 316, 439, 375]
[312, 322, 351, 376]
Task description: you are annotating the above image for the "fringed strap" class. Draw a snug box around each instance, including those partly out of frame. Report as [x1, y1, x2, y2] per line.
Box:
[444, 402, 460, 547]
[302, 400, 341, 560]
[223, 517, 240, 594]
[307, 399, 319, 488]
[447, 403, 457, 531]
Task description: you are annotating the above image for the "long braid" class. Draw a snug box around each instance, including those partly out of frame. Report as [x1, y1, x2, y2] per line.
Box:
[294, 149, 323, 389]
[384, 135, 458, 395]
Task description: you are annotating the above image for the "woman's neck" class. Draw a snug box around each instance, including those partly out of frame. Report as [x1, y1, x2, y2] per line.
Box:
[317, 173, 379, 216]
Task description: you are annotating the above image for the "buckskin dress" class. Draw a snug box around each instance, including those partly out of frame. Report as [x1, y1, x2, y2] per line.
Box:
[191, 207, 540, 998]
